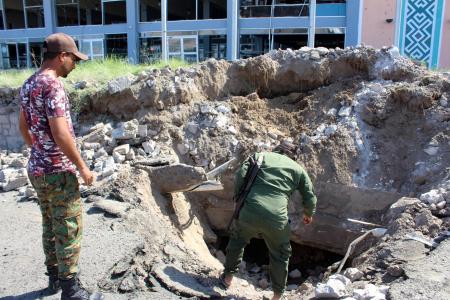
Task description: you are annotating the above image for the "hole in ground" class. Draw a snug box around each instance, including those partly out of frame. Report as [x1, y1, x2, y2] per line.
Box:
[216, 236, 343, 285]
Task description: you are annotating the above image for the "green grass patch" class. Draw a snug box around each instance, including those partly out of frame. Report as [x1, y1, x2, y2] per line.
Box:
[0, 57, 190, 113]
[0, 57, 190, 89]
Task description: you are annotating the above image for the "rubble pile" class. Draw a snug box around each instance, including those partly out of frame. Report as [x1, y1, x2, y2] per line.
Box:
[1, 45, 449, 299]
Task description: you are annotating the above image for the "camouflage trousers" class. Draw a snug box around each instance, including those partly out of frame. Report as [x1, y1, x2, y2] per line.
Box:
[29, 171, 82, 280]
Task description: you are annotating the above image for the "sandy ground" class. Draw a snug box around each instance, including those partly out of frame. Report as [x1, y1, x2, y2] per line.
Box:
[0, 191, 188, 300]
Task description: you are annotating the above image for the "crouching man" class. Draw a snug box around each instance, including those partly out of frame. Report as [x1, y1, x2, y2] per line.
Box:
[221, 142, 317, 300]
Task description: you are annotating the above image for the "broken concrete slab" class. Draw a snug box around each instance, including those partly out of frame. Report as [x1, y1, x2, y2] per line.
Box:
[93, 199, 129, 217]
[139, 163, 206, 193]
[152, 264, 223, 298]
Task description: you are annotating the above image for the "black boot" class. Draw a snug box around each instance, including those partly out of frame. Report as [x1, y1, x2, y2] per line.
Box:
[60, 277, 104, 300]
[45, 266, 60, 295]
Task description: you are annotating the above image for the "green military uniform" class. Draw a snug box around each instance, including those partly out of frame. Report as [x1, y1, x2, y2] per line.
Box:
[29, 172, 83, 279]
[224, 151, 317, 294]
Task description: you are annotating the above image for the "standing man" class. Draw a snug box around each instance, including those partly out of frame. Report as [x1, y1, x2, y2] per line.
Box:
[19, 33, 103, 300]
[221, 142, 317, 300]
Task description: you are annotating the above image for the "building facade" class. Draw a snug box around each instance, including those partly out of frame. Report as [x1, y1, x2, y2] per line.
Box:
[0, 1, 448, 69]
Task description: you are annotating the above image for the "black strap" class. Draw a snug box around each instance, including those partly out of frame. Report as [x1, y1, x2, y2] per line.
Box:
[228, 154, 264, 229]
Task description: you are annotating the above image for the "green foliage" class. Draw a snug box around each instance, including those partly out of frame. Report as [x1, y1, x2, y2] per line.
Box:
[0, 69, 35, 88]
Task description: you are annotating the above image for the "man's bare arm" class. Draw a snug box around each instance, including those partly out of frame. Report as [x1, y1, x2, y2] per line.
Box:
[48, 117, 93, 185]
[19, 109, 32, 146]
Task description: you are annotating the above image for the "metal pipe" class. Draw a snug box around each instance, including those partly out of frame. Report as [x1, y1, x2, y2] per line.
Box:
[308, 0, 316, 48]
[161, 0, 168, 62]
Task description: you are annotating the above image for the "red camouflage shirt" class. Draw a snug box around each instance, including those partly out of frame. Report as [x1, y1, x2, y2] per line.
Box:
[20, 72, 77, 176]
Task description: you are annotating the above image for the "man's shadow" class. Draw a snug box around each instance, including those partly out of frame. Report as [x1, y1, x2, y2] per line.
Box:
[0, 287, 55, 300]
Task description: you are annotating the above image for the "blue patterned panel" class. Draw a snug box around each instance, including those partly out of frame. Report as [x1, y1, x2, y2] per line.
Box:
[399, 0, 445, 68]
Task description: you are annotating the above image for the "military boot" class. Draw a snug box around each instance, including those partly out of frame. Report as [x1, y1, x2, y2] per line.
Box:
[60, 277, 104, 300]
[45, 266, 60, 294]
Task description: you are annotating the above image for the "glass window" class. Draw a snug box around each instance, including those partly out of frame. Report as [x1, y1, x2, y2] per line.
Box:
[139, 0, 161, 22]
[105, 34, 127, 58]
[25, 0, 44, 28]
[0, 0, 4, 30]
[80, 0, 102, 25]
[197, 0, 226, 20]
[1, 44, 9, 69]
[198, 34, 226, 61]
[56, 0, 79, 26]
[240, 0, 272, 18]
[272, 29, 308, 50]
[240, 32, 270, 58]
[103, 0, 127, 24]
[168, 38, 181, 53]
[167, 35, 198, 63]
[139, 36, 162, 63]
[183, 38, 197, 53]
[29, 41, 44, 68]
[4, 0, 26, 29]
[314, 27, 345, 49]
[80, 39, 104, 60]
[168, 0, 195, 20]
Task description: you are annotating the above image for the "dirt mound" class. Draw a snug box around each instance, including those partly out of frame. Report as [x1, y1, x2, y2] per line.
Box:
[2, 45, 449, 299]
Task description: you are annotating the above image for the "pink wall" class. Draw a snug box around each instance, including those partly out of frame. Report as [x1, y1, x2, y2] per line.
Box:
[439, 2, 450, 68]
[361, 0, 397, 49]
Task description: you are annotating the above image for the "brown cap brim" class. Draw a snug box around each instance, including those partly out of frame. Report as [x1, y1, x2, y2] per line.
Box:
[73, 51, 89, 61]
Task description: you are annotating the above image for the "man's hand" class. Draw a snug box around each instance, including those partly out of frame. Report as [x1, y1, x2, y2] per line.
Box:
[79, 166, 94, 186]
[303, 214, 313, 225]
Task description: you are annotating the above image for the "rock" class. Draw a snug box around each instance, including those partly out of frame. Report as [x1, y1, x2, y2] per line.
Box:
[187, 122, 199, 134]
[310, 50, 321, 60]
[142, 141, 156, 154]
[386, 265, 404, 277]
[113, 152, 126, 164]
[10, 157, 27, 168]
[93, 199, 129, 217]
[216, 105, 230, 114]
[420, 189, 444, 204]
[101, 157, 116, 178]
[0, 168, 28, 191]
[258, 278, 269, 289]
[353, 284, 388, 300]
[423, 146, 439, 156]
[137, 148, 146, 157]
[443, 191, 450, 203]
[82, 150, 95, 161]
[108, 76, 133, 94]
[74, 80, 87, 89]
[125, 148, 135, 161]
[286, 284, 298, 291]
[324, 125, 338, 137]
[315, 274, 350, 298]
[327, 108, 337, 116]
[316, 47, 329, 55]
[299, 282, 314, 292]
[289, 269, 302, 279]
[414, 210, 434, 227]
[436, 200, 446, 209]
[112, 120, 139, 140]
[94, 148, 108, 159]
[227, 126, 237, 135]
[83, 142, 101, 150]
[138, 125, 148, 138]
[338, 106, 352, 117]
[177, 143, 189, 155]
[343, 268, 364, 282]
[200, 104, 217, 115]
[113, 144, 130, 156]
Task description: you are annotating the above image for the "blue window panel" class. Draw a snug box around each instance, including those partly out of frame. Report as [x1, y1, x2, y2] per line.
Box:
[317, 3, 346, 16]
